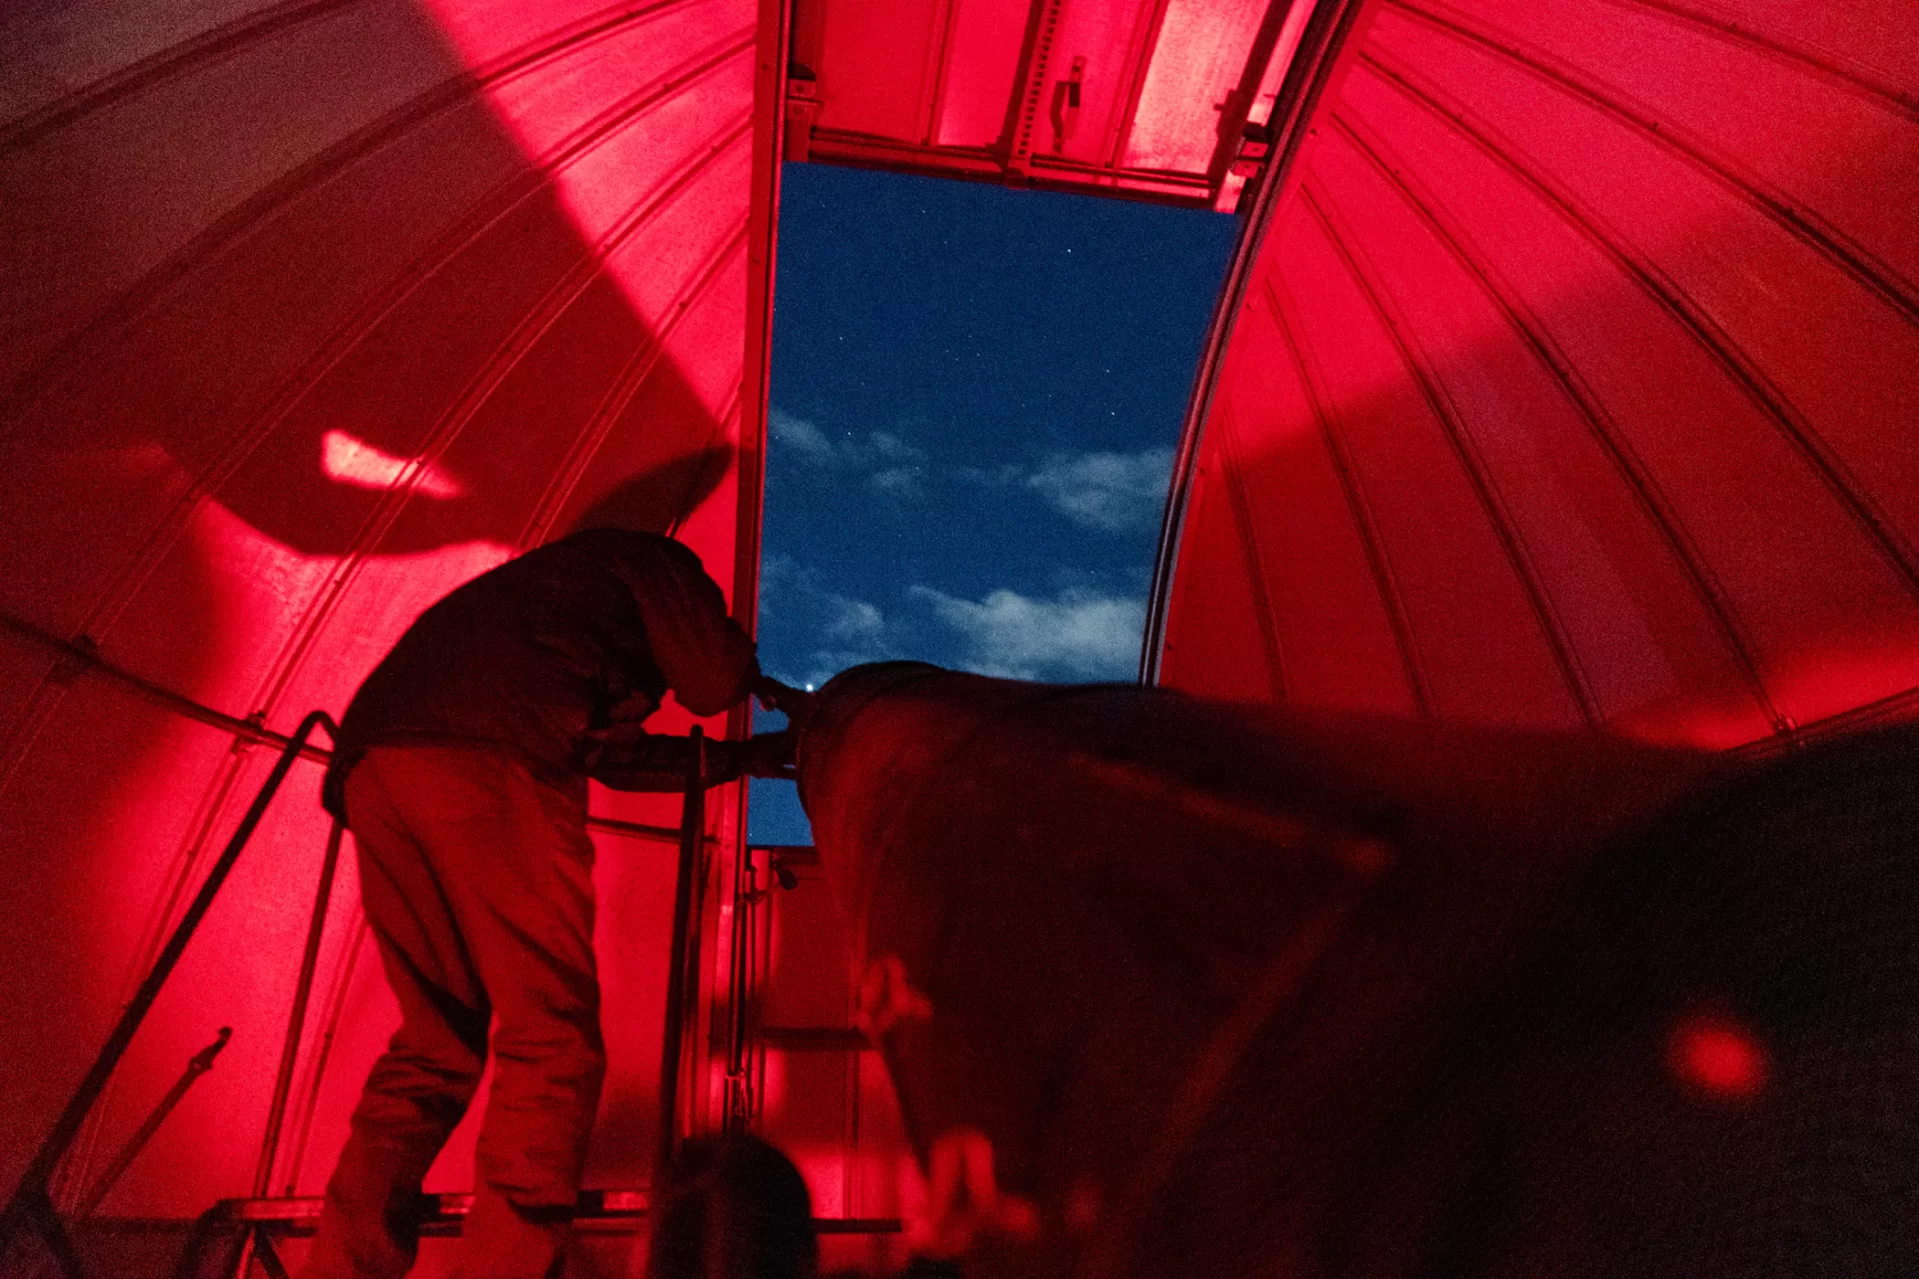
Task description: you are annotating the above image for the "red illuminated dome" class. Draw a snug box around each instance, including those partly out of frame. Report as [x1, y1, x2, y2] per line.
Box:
[2, 0, 1915, 1274]
[1, 0, 775, 1248]
[1150, 1, 1919, 748]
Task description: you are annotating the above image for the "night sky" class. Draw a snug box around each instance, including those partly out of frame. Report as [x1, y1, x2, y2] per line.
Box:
[749, 163, 1238, 843]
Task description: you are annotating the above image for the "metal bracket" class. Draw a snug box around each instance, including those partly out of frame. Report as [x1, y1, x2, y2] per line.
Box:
[1049, 55, 1085, 153]
[1006, 0, 1067, 177]
[784, 74, 819, 162]
[0, 1187, 82, 1279]
[47, 634, 99, 688]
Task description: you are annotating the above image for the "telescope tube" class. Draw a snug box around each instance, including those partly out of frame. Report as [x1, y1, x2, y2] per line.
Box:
[794, 663, 1738, 1277]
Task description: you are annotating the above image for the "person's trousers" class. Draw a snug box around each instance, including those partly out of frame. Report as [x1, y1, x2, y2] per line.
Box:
[299, 745, 605, 1279]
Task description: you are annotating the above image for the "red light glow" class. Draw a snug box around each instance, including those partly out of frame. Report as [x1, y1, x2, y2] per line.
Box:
[1668, 1016, 1769, 1100]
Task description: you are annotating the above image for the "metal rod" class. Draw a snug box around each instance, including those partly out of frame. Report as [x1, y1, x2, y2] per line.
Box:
[587, 813, 712, 846]
[0, 710, 336, 1274]
[0, 611, 328, 764]
[283, 916, 367, 1197]
[722, 842, 755, 1131]
[253, 819, 345, 1197]
[1, 1195, 79, 1279]
[178, 1192, 904, 1233]
[0, 613, 697, 847]
[751, 845, 777, 1139]
[29, 1032, 232, 1279]
[249, 1229, 292, 1279]
[1137, 0, 1375, 685]
[654, 727, 705, 1183]
[759, 1027, 869, 1052]
[73, 1028, 232, 1223]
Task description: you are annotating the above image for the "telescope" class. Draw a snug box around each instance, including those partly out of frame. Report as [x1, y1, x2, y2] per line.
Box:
[793, 662, 1919, 1278]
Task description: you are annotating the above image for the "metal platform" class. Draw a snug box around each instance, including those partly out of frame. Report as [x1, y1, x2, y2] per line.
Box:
[179, 1193, 901, 1279]
[208, 1191, 899, 1236]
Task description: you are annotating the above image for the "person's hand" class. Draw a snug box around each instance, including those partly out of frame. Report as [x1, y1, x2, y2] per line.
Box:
[754, 676, 817, 727]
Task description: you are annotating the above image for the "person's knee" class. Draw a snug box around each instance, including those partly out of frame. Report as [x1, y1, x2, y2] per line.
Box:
[492, 1014, 606, 1084]
[359, 1045, 485, 1138]
[646, 1135, 818, 1279]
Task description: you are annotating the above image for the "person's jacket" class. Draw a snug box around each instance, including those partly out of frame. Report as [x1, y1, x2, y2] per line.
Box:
[322, 529, 758, 819]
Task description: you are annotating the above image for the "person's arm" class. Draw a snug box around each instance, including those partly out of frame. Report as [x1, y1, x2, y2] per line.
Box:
[585, 721, 703, 791]
[623, 537, 760, 716]
[588, 724, 796, 790]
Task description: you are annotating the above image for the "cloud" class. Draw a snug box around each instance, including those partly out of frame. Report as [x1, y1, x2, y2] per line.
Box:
[956, 462, 1025, 486]
[759, 555, 902, 688]
[867, 466, 924, 498]
[768, 409, 838, 466]
[1025, 447, 1172, 533]
[770, 408, 927, 497]
[911, 585, 1144, 681]
[824, 595, 884, 642]
[768, 413, 1168, 522]
[863, 431, 923, 466]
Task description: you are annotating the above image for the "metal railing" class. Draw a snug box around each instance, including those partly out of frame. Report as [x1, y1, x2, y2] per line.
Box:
[655, 727, 708, 1183]
[0, 611, 701, 849]
[0, 705, 723, 1279]
[0, 613, 884, 1273]
[0, 711, 339, 1279]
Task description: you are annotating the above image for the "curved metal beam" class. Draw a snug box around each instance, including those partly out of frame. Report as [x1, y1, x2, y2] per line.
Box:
[1140, 0, 1374, 686]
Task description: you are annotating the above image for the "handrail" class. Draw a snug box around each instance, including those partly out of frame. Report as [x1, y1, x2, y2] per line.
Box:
[1, 610, 329, 763]
[0, 710, 338, 1279]
[254, 820, 346, 1199]
[0, 611, 752, 1273]
[721, 840, 761, 1130]
[655, 728, 707, 1182]
[0, 610, 707, 847]
[77, 1029, 232, 1223]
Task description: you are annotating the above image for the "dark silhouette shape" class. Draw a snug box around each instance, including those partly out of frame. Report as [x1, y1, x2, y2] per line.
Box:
[646, 1135, 819, 1279]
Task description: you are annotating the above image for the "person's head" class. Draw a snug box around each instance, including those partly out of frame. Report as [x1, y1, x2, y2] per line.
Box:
[646, 1134, 819, 1279]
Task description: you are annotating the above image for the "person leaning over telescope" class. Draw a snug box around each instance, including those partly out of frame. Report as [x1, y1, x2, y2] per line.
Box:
[301, 528, 804, 1279]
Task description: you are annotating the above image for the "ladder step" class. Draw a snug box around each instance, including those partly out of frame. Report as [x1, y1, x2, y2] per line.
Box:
[761, 1026, 871, 1052]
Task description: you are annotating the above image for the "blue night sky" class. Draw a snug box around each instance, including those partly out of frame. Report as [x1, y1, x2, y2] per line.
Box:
[748, 163, 1237, 844]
